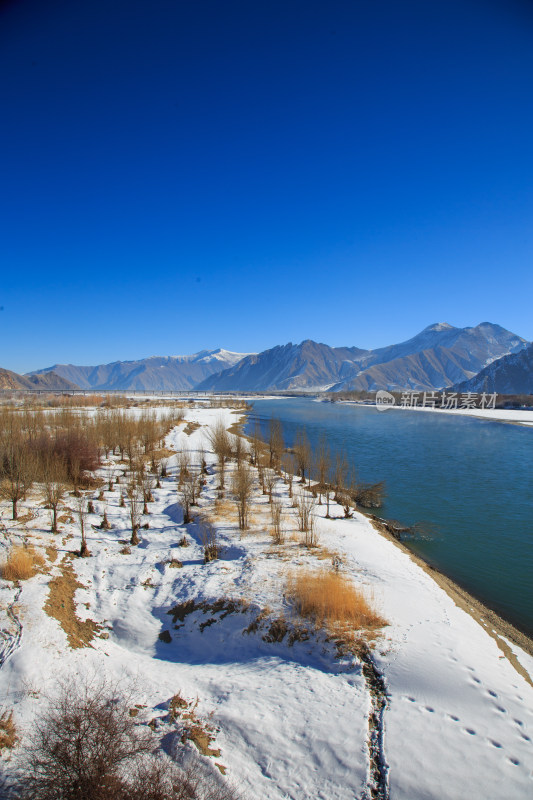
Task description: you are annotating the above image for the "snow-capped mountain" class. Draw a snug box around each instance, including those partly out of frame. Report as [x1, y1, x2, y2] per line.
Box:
[28, 350, 254, 391]
[197, 323, 528, 392]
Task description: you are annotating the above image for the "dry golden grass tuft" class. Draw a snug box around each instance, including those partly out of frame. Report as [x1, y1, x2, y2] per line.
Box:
[287, 568, 387, 635]
[183, 420, 202, 436]
[0, 710, 17, 750]
[1, 546, 44, 581]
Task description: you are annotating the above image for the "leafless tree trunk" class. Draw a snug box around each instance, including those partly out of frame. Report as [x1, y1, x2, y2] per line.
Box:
[293, 428, 311, 484]
[42, 457, 68, 533]
[270, 497, 284, 544]
[268, 417, 284, 469]
[231, 461, 255, 530]
[127, 482, 142, 546]
[75, 495, 90, 557]
[0, 441, 35, 520]
[314, 434, 331, 505]
[207, 420, 232, 492]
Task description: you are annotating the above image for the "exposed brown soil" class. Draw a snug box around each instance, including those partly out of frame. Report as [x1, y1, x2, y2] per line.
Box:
[44, 558, 102, 648]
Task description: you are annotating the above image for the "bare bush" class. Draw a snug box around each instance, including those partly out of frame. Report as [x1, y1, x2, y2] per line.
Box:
[201, 523, 219, 563]
[11, 681, 242, 800]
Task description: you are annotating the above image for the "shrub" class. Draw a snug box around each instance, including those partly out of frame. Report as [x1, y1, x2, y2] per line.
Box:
[13, 681, 240, 800]
[287, 569, 386, 633]
[1, 546, 44, 581]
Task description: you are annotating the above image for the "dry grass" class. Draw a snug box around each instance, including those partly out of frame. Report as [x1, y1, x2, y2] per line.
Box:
[183, 420, 202, 436]
[1, 546, 44, 581]
[287, 568, 387, 634]
[44, 559, 102, 648]
[0, 710, 17, 750]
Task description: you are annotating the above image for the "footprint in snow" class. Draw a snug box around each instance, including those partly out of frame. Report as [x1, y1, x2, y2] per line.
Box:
[507, 758, 520, 766]
[489, 740, 502, 748]
[425, 707, 435, 713]
[496, 706, 507, 714]
[520, 734, 530, 742]
[513, 719, 523, 726]
[464, 728, 476, 736]
[448, 714, 460, 722]
[472, 677, 481, 684]
[487, 690, 498, 697]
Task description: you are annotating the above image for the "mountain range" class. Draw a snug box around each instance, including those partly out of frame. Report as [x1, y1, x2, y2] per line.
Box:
[29, 349, 253, 392]
[17, 322, 531, 395]
[197, 323, 528, 392]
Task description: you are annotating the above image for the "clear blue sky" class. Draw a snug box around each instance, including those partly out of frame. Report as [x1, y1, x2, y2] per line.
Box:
[1, 0, 532, 373]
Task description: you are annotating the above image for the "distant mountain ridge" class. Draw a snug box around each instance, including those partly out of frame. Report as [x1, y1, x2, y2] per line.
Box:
[197, 323, 528, 392]
[0, 368, 78, 391]
[26, 324, 529, 394]
[454, 342, 533, 395]
[29, 349, 254, 391]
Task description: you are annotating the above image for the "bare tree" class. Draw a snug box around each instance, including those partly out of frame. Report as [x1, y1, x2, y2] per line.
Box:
[333, 450, 349, 502]
[314, 434, 331, 506]
[74, 495, 90, 557]
[179, 470, 197, 524]
[231, 461, 255, 530]
[141, 471, 155, 516]
[207, 420, 232, 492]
[42, 456, 68, 534]
[249, 421, 263, 467]
[270, 498, 284, 544]
[127, 481, 142, 546]
[293, 428, 311, 484]
[268, 417, 284, 469]
[0, 440, 35, 520]
[295, 490, 317, 547]
[264, 468, 277, 503]
[281, 452, 296, 499]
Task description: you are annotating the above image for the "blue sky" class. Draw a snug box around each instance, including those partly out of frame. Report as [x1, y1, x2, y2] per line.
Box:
[1, 0, 532, 372]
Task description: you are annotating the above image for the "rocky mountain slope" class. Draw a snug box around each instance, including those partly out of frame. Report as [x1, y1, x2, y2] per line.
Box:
[0, 368, 79, 391]
[198, 323, 527, 392]
[454, 342, 533, 395]
[29, 349, 253, 391]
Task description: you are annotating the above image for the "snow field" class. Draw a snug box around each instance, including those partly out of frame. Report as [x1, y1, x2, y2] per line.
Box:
[0, 403, 532, 799]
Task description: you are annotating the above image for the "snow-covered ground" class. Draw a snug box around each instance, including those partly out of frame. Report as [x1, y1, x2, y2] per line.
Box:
[335, 400, 533, 426]
[391, 405, 533, 426]
[0, 405, 532, 799]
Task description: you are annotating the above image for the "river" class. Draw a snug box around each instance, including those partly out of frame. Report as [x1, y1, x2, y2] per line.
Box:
[245, 398, 533, 637]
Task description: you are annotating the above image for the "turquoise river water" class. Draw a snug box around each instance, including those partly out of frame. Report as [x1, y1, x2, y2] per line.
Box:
[245, 398, 533, 637]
